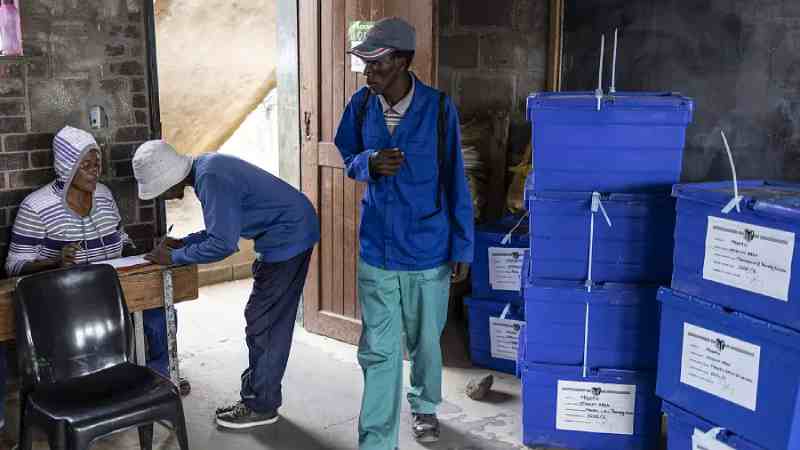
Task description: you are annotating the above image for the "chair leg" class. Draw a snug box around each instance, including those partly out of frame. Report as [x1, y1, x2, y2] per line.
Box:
[175, 418, 189, 450]
[172, 403, 189, 450]
[47, 431, 65, 450]
[17, 398, 32, 450]
[138, 424, 154, 450]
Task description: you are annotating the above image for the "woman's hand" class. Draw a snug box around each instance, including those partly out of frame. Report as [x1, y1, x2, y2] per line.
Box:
[60, 243, 82, 267]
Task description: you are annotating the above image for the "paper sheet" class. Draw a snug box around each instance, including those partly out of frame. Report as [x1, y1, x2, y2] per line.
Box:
[680, 322, 760, 411]
[489, 316, 524, 361]
[556, 380, 637, 435]
[91, 255, 151, 270]
[703, 216, 795, 302]
[488, 247, 526, 291]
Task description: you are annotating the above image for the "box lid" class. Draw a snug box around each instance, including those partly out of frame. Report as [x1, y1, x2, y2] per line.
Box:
[661, 403, 766, 450]
[524, 278, 659, 306]
[464, 295, 523, 308]
[476, 214, 529, 237]
[529, 190, 673, 203]
[520, 360, 655, 382]
[527, 91, 694, 122]
[673, 180, 800, 221]
[657, 287, 800, 345]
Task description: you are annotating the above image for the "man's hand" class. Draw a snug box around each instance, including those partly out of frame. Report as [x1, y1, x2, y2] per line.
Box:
[450, 262, 470, 283]
[162, 237, 185, 250]
[60, 243, 81, 267]
[145, 245, 173, 266]
[369, 148, 405, 177]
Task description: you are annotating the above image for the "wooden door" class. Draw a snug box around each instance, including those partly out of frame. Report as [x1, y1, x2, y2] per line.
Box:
[299, 0, 437, 344]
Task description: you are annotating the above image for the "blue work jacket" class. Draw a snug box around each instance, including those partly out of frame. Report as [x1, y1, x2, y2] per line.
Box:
[171, 154, 320, 265]
[334, 76, 474, 271]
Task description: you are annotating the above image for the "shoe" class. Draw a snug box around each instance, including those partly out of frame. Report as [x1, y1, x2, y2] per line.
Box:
[412, 413, 440, 443]
[215, 401, 280, 429]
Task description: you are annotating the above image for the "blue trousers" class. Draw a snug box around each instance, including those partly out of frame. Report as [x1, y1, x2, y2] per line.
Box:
[143, 309, 172, 377]
[241, 249, 312, 413]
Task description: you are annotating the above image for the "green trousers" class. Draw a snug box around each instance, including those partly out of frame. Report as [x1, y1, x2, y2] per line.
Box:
[357, 260, 451, 450]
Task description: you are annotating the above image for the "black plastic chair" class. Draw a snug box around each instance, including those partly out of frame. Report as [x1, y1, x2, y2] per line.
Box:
[13, 264, 189, 450]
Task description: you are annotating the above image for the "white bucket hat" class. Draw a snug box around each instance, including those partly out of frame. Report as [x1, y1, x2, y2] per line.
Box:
[132, 140, 193, 200]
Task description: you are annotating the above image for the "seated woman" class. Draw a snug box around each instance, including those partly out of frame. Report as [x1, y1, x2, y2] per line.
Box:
[5, 126, 175, 383]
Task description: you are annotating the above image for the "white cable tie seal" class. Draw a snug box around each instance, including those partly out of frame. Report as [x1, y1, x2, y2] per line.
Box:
[582, 302, 590, 378]
[592, 192, 613, 227]
[720, 130, 742, 214]
[693, 427, 734, 450]
[610, 28, 619, 94]
[500, 303, 511, 321]
[586, 192, 613, 292]
[595, 34, 605, 111]
[501, 211, 529, 245]
[586, 209, 596, 292]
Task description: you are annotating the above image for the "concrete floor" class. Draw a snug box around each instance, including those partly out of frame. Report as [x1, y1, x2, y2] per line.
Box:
[2, 279, 532, 450]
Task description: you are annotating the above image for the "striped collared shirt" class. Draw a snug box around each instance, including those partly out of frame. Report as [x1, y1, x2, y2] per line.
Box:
[377, 75, 415, 135]
[6, 182, 127, 276]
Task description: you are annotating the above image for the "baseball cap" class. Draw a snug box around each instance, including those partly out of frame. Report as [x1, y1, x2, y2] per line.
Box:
[349, 17, 416, 62]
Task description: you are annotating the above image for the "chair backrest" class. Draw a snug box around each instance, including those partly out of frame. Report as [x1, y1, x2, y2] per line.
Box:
[14, 264, 133, 388]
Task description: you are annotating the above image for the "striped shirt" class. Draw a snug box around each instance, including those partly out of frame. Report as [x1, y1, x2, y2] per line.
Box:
[6, 126, 129, 277]
[377, 75, 415, 135]
[6, 182, 127, 276]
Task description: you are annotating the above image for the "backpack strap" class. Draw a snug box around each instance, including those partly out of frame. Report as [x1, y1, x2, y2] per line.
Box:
[355, 89, 372, 149]
[436, 92, 449, 210]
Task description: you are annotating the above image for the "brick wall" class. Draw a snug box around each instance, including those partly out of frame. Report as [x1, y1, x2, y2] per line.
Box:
[438, 0, 549, 132]
[0, 0, 156, 275]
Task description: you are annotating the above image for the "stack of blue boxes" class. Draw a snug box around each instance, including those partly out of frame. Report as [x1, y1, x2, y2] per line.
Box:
[657, 181, 800, 450]
[519, 91, 694, 449]
[466, 215, 530, 374]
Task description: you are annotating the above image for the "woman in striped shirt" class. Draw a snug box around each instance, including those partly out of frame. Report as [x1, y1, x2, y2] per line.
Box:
[6, 126, 128, 275]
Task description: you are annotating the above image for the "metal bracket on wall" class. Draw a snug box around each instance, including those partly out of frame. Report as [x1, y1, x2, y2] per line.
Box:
[304, 111, 312, 140]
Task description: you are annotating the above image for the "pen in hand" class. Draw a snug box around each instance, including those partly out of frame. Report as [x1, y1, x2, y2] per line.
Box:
[158, 224, 174, 248]
[146, 224, 175, 266]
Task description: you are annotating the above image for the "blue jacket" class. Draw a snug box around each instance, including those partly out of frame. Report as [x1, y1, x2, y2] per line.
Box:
[334, 76, 474, 271]
[171, 154, 320, 265]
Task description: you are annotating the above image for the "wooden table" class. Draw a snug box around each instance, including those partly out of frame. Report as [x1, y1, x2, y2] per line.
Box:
[0, 264, 199, 383]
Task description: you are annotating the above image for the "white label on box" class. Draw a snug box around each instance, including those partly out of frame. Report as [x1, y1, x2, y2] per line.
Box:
[489, 316, 524, 360]
[488, 247, 526, 291]
[556, 380, 637, 435]
[703, 216, 795, 302]
[680, 323, 761, 411]
[692, 429, 735, 450]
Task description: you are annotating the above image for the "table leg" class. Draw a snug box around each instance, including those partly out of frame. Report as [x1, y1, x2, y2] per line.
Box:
[133, 311, 147, 366]
[163, 269, 181, 384]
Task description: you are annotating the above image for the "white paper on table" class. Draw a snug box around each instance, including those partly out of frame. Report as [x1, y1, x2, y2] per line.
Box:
[91, 255, 151, 269]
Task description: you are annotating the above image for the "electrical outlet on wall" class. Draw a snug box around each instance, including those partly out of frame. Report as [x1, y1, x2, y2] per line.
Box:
[89, 105, 108, 129]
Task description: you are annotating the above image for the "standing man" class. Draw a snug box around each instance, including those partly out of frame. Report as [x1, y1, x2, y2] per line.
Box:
[335, 17, 474, 449]
[132, 142, 320, 429]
